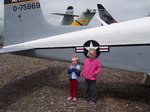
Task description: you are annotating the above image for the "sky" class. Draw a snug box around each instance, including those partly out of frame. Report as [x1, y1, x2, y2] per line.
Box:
[0, 0, 150, 26]
[39, 0, 150, 26]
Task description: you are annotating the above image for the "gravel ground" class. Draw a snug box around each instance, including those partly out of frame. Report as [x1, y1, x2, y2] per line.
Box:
[0, 54, 150, 112]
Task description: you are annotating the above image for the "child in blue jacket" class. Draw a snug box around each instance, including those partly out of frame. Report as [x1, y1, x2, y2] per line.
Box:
[67, 55, 81, 101]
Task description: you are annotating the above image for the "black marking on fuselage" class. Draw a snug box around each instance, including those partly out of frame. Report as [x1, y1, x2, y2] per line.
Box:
[109, 43, 150, 47]
[34, 43, 150, 50]
[5, 0, 32, 4]
[75, 20, 83, 26]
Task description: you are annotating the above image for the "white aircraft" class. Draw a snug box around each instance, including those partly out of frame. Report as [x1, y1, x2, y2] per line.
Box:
[52, 6, 96, 26]
[52, 6, 79, 25]
[1, 0, 150, 79]
[71, 8, 96, 26]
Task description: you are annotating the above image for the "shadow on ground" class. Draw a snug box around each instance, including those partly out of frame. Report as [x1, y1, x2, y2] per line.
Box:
[96, 82, 150, 104]
[0, 66, 150, 110]
[0, 66, 66, 110]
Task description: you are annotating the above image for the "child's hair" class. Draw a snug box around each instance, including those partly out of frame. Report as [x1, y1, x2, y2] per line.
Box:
[87, 48, 97, 57]
[71, 54, 79, 62]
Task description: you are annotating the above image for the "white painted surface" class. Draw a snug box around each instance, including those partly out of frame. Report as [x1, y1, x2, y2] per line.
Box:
[2, 17, 150, 52]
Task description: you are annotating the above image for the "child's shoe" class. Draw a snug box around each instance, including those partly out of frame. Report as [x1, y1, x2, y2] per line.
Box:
[89, 101, 96, 105]
[72, 97, 77, 102]
[67, 97, 73, 101]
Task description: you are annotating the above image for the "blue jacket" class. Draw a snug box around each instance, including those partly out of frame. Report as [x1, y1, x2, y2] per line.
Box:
[67, 64, 81, 79]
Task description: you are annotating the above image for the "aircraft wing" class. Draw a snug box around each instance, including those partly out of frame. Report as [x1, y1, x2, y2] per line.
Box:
[0, 46, 33, 54]
[1, 15, 150, 54]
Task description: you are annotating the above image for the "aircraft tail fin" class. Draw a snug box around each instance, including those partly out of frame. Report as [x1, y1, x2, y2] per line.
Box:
[71, 9, 96, 26]
[97, 4, 117, 24]
[52, 6, 79, 25]
[65, 6, 77, 16]
[4, 0, 55, 46]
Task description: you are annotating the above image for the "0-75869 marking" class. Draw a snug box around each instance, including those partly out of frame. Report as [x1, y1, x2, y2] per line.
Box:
[13, 2, 40, 12]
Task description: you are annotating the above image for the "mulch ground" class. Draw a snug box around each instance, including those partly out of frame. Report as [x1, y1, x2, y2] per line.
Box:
[0, 54, 150, 112]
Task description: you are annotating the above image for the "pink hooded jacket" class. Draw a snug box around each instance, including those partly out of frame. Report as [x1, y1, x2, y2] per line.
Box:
[82, 58, 102, 80]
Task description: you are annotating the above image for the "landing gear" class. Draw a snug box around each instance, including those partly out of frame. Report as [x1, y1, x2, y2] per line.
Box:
[142, 73, 150, 86]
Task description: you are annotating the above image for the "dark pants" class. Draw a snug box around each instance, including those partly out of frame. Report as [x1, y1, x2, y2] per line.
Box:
[84, 79, 96, 102]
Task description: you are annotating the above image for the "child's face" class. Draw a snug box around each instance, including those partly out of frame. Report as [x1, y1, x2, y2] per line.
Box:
[88, 51, 96, 59]
[71, 58, 78, 65]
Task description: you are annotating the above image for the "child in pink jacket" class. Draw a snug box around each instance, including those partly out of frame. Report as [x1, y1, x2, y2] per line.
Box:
[82, 48, 102, 105]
